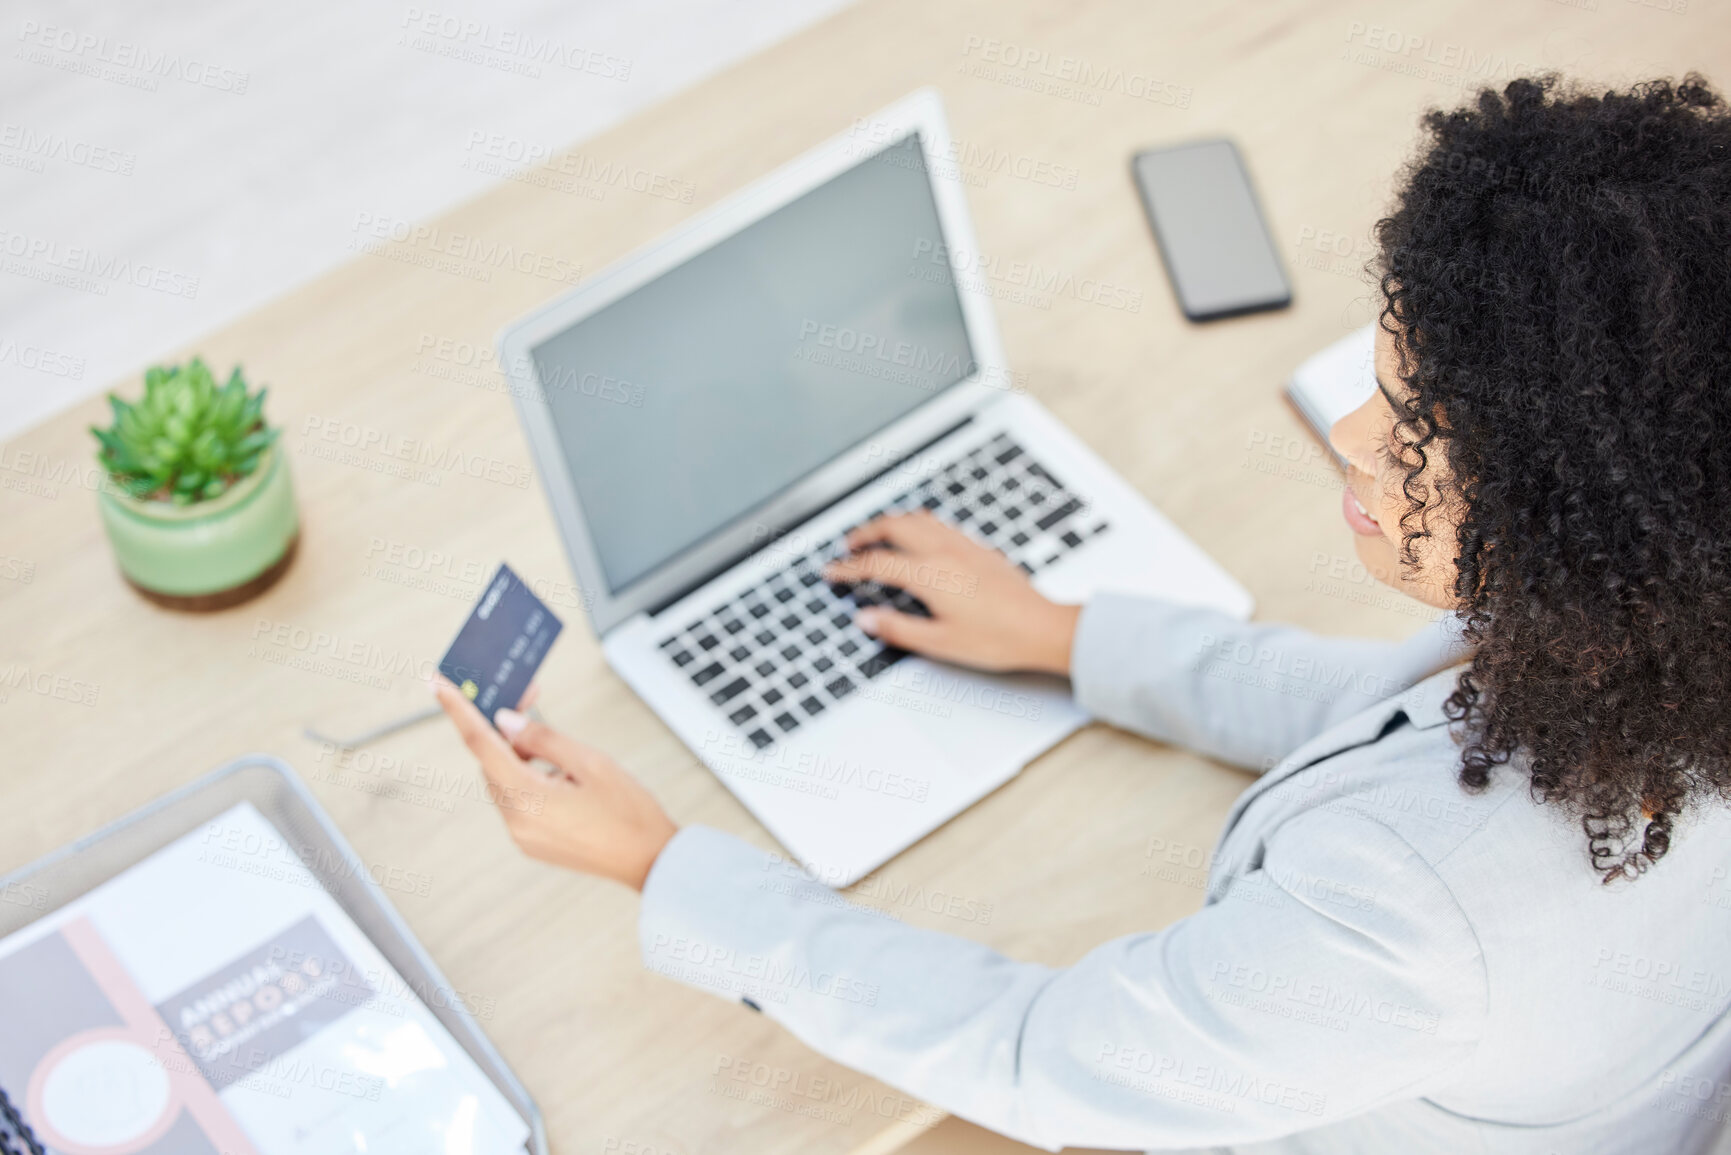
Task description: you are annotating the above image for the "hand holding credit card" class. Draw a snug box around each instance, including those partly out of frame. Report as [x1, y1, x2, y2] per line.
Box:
[438, 563, 563, 726]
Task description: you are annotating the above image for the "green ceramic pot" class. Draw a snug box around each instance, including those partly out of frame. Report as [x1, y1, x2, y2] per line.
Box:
[97, 444, 300, 610]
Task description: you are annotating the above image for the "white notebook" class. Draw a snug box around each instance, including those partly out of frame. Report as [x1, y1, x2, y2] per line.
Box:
[1284, 323, 1377, 459]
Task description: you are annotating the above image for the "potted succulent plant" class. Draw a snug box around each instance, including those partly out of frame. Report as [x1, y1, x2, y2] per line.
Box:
[92, 358, 300, 609]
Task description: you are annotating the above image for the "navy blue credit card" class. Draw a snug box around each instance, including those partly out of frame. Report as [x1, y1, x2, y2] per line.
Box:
[438, 563, 562, 724]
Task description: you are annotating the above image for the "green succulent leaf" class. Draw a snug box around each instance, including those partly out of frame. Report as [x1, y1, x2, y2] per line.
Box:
[91, 360, 276, 503]
[233, 429, 272, 456]
[214, 377, 245, 428]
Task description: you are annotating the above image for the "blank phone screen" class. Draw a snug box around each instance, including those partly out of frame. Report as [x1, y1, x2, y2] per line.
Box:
[1133, 140, 1290, 320]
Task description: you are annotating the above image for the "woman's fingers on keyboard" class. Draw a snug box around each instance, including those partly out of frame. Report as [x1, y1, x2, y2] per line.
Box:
[843, 510, 948, 553]
[828, 515, 1024, 604]
[855, 605, 943, 650]
[823, 548, 906, 586]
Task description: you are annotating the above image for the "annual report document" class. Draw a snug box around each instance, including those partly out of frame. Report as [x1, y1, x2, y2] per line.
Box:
[0, 802, 531, 1155]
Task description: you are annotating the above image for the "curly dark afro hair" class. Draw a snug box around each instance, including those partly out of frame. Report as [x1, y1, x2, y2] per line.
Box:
[1374, 74, 1731, 882]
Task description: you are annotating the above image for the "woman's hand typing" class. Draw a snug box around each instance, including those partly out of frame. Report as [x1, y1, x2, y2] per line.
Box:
[821, 512, 1080, 676]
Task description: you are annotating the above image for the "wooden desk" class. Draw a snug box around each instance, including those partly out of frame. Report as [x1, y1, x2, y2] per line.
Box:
[1, 2, 1719, 1152]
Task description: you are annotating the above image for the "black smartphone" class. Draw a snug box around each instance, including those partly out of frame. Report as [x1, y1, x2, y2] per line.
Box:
[1131, 139, 1291, 321]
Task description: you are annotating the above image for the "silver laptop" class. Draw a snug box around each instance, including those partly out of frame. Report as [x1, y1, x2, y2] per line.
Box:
[499, 89, 1252, 885]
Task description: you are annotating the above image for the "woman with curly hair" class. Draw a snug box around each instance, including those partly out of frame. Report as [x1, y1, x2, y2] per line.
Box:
[435, 76, 1731, 1152]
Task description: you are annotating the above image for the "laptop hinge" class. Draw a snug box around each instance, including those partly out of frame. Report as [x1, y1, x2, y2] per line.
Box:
[645, 415, 976, 619]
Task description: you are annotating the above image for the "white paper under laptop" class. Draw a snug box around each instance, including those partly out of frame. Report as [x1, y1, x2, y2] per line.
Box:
[499, 90, 1252, 885]
[1284, 323, 1378, 459]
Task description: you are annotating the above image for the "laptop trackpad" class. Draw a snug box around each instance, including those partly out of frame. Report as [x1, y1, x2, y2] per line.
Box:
[863, 657, 1085, 772]
[735, 696, 967, 883]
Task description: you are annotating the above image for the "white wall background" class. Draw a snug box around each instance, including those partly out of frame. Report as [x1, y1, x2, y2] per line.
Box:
[0, 0, 855, 440]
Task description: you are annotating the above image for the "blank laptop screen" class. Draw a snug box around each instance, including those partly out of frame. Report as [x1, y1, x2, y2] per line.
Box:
[529, 132, 976, 595]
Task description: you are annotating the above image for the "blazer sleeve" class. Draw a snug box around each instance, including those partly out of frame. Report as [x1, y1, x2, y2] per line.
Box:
[1069, 594, 1468, 771]
[639, 814, 1488, 1152]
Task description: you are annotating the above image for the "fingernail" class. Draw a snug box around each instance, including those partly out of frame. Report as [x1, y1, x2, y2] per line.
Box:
[495, 708, 527, 739]
[856, 609, 881, 635]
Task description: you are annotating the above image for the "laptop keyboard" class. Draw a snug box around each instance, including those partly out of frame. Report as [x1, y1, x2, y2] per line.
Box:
[656, 432, 1109, 750]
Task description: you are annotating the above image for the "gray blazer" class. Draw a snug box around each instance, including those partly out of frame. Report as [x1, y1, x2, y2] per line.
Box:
[638, 594, 1731, 1153]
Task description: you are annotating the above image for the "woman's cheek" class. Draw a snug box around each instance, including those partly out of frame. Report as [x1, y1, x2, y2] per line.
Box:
[1353, 527, 1399, 580]
[1376, 467, 1405, 543]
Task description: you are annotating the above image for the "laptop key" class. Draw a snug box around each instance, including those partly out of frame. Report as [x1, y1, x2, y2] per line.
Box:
[762, 687, 784, 706]
[838, 639, 859, 657]
[849, 581, 889, 607]
[1061, 530, 1083, 548]
[826, 675, 856, 700]
[781, 644, 801, 661]
[774, 588, 796, 603]
[729, 704, 757, 725]
[856, 646, 908, 678]
[1035, 498, 1083, 531]
[671, 650, 694, 667]
[748, 728, 774, 750]
[831, 611, 851, 629]
[812, 656, 834, 673]
[690, 662, 724, 686]
[1010, 531, 1030, 547]
[755, 660, 776, 677]
[780, 614, 800, 630]
[788, 671, 810, 689]
[890, 589, 931, 617]
[710, 677, 749, 705]
[800, 695, 826, 716]
[775, 711, 800, 732]
[722, 618, 745, 635]
[754, 630, 775, 646]
[748, 602, 771, 618]
[729, 645, 750, 662]
[696, 634, 720, 651]
[799, 571, 822, 587]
